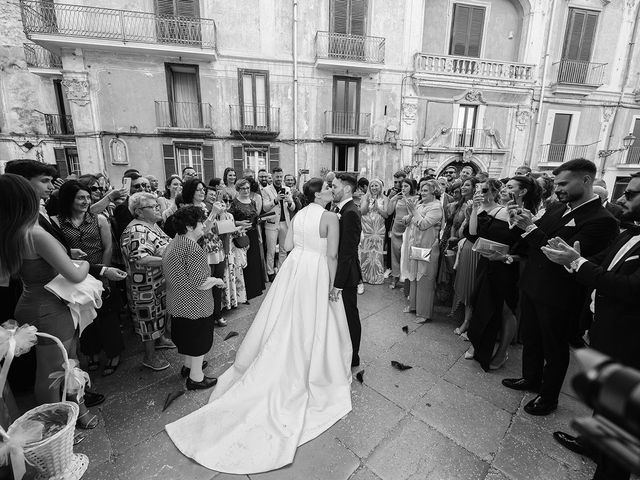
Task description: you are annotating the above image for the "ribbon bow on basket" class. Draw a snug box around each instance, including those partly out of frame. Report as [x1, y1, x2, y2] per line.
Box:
[48, 359, 91, 403]
[0, 321, 38, 399]
[0, 421, 43, 480]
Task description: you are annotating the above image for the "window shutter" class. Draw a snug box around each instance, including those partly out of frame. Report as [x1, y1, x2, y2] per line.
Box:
[268, 146, 280, 173]
[578, 12, 598, 62]
[232, 146, 244, 178]
[163, 144, 176, 179]
[176, 0, 198, 18]
[350, 0, 366, 36]
[202, 144, 214, 183]
[53, 148, 68, 178]
[332, 0, 348, 34]
[450, 5, 470, 56]
[563, 9, 597, 61]
[467, 7, 484, 58]
[155, 0, 175, 16]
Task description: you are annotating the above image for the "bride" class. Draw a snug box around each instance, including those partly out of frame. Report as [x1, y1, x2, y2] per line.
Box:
[165, 177, 353, 474]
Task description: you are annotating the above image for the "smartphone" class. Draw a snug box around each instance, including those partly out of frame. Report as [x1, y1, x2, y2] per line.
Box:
[299, 169, 310, 174]
[475, 184, 483, 194]
[122, 177, 132, 192]
[508, 192, 518, 203]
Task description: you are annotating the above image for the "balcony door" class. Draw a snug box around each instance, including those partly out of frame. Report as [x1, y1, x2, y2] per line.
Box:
[155, 0, 201, 44]
[239, 70, 270, 131]
[548, 113, 572, 163]
[455, 104, 477, 147]
[626, 118, 640, 164]
[333, 143, 358, 172]
[329, 0, 367, 59]
[52, 79, 72, 135]
[449, 3, 485, 58]
[560, 9, 598, 83]
[332, 76, 360, 135]
[166, 64, 201, 128]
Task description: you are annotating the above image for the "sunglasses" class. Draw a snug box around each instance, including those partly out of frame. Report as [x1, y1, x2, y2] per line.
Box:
[89, 186, 104, 192]
[622, 190, 640, 201]
[132, 183, 150, 190]
[481, 188, 489, 193]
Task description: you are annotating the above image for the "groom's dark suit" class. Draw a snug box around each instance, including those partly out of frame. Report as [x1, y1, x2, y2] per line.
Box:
[334, 198, 362, 367]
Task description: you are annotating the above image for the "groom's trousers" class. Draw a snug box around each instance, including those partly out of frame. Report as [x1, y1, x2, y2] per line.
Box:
[342, 286, 361, 366]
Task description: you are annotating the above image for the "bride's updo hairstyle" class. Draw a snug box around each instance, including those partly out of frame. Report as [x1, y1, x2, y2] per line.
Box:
[303, 177, 325, 204]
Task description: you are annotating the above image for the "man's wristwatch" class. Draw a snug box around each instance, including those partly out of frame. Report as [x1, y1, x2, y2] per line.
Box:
[569, 258, 582, 271]
[504, 255, 514, 265]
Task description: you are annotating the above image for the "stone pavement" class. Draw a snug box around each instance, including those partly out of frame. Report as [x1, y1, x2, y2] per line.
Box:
[73, 282, 602, 480]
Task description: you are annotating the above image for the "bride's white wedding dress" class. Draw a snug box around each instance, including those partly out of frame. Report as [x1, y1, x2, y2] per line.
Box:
[165, 202, 353, 474]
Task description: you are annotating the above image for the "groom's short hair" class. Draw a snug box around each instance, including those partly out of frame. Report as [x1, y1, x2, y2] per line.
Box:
[335, 172, 357, 193]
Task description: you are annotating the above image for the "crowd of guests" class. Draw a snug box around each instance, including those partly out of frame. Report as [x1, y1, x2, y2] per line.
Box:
[0, 157, 638, 479]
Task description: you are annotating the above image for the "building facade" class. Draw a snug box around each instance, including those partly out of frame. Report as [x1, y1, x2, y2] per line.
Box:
[0, 0, 639, 195]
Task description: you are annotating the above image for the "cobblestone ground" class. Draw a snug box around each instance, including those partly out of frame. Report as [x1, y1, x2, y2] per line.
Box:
[70, 282, 603, 480]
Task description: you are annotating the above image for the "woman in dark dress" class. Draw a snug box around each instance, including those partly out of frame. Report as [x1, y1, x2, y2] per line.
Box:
[229, 179, 265, 301]
[466, 176, 540, 371]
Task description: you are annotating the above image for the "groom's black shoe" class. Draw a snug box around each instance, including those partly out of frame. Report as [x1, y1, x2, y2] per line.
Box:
[180, 361, 208, 378]
[553, 431, 593, 458]
[186, 376, 218, 390]
[501, 377, 540, 392]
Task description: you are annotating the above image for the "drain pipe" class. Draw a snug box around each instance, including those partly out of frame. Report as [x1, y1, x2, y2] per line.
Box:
[528, 0, 558, 166]
[293, 0, 299, 175]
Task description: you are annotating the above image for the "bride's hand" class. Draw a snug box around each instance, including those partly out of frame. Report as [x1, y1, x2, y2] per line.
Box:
[329, 287, 342, 302]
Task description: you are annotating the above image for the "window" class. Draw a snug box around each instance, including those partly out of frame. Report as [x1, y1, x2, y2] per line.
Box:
[449, 4, 485, 58]
[232, 145, 280, 177]
[176, 145, 203, 178]
[53, 147, 80, 177]
[163, 143, 214, 180]
[455, 104, 478, 147]
[625, 118, 640, 165]
[239, 70, 270, 130]
[332, 76, 361, 135]
[560, 9, 598, 83]
[165, 64, 202, 128]
[612, 176, 631, 202]
[548, 113, 572, 162]
[155, 0, 201, 44]
[331, 0, 367, 35]
[333, 143, 358, 171]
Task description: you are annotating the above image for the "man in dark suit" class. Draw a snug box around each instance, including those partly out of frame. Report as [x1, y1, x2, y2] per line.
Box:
[330, 173, 363, 367]
[541, 171, 640, 480]
[502, 159, 619, 415]
[594, 185, 623, 220]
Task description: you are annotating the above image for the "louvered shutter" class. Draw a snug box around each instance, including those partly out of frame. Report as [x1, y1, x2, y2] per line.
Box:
[467, 7, 484, 58]
[450, 5, 470, 56]
[563, 9, 598, 61]
[176, 0, 198, 17]
[155, 0, 175, 15]
[350, 0, 366, 36]
[53, 148, 68, 178]
[332, 0, 348, 34]
[202, 144, 214, 183]
[579, 12, 597, 61]
[232, 146, 244, 178]
[268, 146, 280, 173]
[163, 144, 176, 179]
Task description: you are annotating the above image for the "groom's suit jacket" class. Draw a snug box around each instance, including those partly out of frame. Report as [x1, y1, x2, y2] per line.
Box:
[334, 199, 362, 289]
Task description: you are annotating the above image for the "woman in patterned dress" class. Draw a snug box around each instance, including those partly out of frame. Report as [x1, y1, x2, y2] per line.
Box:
[359, 179, 388, 285]
[218, 192, 245, 310]
[121, 192, 175, 372]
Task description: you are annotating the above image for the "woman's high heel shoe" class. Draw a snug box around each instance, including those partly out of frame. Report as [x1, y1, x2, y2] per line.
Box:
[489, 352, 509, 371]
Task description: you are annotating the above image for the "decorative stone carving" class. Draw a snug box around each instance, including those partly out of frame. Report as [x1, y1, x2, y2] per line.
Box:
[109, 138, 129, 165]
[602, 105, 616, 122]
[464, 89, 486, 104]
[401, 98, 418, 125]
[515, 110, 531, 131]
[62, 78, 90, 106]
[463, 148, 474, 162]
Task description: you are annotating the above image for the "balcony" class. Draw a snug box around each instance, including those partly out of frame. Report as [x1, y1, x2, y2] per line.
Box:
[550, 60, 607, 96]
[43, 113, 74, 136]
[448, 128, 496, 149]
[540, 144, 589, 164]
[315, 31, 385, 73]
[155, 101, 213, 134]
[421, 127, 506, 153]
[324, 111, 370, 140]
[414, 53, 535, 87]
[623, 146, 640, 165]
[229, 105, 280, 139]
[23, 43, 62, 76]
[19, 0, 216, 61]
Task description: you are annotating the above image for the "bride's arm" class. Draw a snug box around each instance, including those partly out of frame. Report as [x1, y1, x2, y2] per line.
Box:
[284, 217, 296, 252]
[325, 212, 340, 292]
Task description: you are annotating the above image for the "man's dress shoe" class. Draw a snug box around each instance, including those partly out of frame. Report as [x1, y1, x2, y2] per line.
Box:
[501, 378, 540, 392]
[186, 376, 218, 391]
[553, 431, 592, 458]
[524, 395, 557, 416]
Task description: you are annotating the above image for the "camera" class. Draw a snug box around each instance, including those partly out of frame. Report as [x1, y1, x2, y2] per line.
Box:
[571, 349, 640, 474]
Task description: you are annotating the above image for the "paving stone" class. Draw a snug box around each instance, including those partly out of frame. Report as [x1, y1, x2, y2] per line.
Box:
[444, 357, 525, 413]
[114, 431, 216, 480]
[250, 429, 359, 480]
[411, 379, 512, 461]
[83, 459, 123, 480]
[348, 466, 383, 480]
[360, 301, 415, 355]
[518, 392, 592, 435]
[75, 410, 112, 466]
[387, 332, 460, 377]
[366, 416, 490, 480]
[483, 468, 511, 480]
[328, 382, 406, 457]
[363, 351, 439, 410]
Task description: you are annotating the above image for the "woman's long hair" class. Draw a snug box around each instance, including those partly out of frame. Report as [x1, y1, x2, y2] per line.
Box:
[222, 167, 236, 187]
[0, 174, 39, 278]
[512, 175, 542, 214]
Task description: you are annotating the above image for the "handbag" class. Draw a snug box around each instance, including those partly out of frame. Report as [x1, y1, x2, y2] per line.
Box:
[232, 234, 250, 248]
[215, 219, 236, 235]
[410, 246, 431, 262]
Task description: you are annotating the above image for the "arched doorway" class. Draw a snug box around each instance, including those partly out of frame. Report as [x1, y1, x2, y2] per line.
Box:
[435, 155, 488, 177]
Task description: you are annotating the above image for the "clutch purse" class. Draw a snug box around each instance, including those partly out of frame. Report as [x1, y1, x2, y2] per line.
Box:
[232, 234, 250, 248]
[409, 246, 431, 262]
[472, 237, 509, 255]
[216, 219, 236, 235]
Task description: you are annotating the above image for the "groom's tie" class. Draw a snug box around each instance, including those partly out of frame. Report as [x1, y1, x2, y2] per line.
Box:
[332, 205, 340, 213]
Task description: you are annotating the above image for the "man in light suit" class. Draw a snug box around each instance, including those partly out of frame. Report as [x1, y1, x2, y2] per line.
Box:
[541, 170, 640, 480]
[262, 167, 296, 282]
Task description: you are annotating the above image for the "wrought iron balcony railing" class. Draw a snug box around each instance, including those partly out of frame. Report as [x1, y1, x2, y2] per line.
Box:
[415, 53, 535, 82]
[552, 60, 606, 86]
[448, 128, 494, 149]
[155, 101, 212, 129]
[43, 113, 74, 135]
[624, 146, 640, 165]
[540, 144, 589, 163]
[325, 111, 370, 137]
[23, 43, 62, 68]
[316, 31, 385, 64]
[20, 0, 216, 49]
[229, 105, 280, 136]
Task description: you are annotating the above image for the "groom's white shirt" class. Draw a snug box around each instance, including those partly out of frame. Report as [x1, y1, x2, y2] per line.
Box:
[336, 197, 352, 211]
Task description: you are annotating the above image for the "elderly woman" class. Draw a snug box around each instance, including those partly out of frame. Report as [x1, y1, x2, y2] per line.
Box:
[400, 179, 443, 323]
[121, 192, 175, 371]
[387, 178, 418, 291]
[359, 178, 388, 285]
[163, 206, 223, 390]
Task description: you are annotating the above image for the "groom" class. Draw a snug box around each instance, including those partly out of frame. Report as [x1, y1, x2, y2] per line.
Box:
[330, 173, 362, 367]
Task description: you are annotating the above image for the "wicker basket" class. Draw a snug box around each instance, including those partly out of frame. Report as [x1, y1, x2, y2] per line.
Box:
[8, 402, 88, 480]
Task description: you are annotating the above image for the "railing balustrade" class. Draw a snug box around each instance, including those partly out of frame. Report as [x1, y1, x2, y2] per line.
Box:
[552, 60, 606, 86]
[43, 113, 74, 135]
[316, 31, 385, 64]
[155, 101, 212, 129]
[23, 43, 62, 68]
[540, 144, 589, 163]
[414, 53, 535, 82]
[448, 128, 493, 149]
[229, 105, 280, 135]
[20, 0, 216, 49]
[325, 111, 370, 137]
[624, 146, 640, 165]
